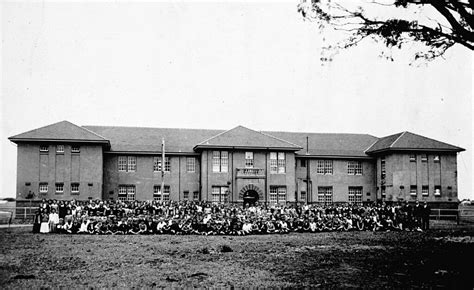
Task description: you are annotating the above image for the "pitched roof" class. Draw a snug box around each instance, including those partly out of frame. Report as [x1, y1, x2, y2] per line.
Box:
[8, 121, 109, 144]
[264, 131, 379, 157]
[366, 131, 464, 154]
[83, 125, 223, 153]
[194, 126, 302, 150]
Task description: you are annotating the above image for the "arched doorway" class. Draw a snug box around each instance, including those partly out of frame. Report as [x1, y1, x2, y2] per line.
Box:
[243, 190, 259, 206]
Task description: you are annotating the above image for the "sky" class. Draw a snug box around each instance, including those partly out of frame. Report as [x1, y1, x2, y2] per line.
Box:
[1, 0, 472, 199]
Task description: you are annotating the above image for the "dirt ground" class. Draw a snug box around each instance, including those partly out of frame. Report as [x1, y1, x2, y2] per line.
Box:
[1, 228, 473, 288]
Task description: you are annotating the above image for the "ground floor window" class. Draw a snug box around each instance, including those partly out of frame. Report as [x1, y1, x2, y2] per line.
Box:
[193, 191, 199, 200]
[71, 183, 80, 195]
[39, 183, 48, 193]
[348, 187, 362, 203]
[55, 183, 64, 194]
[183, 191, 189, 200]
[212, 186, 229, 203]
[300, 191, 306, 202]
[119, 185, 136, 201]
[317, 186, 333, 203]
[154, 185, 170, 201]
[269, 186, 286, 204]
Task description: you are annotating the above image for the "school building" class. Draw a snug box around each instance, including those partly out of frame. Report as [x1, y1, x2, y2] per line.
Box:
[8, 121, 465, 206]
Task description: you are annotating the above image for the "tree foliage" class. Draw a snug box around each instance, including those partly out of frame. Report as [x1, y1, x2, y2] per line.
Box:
[297, 0, 474, 62]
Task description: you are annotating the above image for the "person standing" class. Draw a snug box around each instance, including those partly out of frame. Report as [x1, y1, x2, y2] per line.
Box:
[421, 201, 431, 230]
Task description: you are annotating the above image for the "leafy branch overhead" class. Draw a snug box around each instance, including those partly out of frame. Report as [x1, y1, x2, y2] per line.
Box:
[297, 0, 474, 62]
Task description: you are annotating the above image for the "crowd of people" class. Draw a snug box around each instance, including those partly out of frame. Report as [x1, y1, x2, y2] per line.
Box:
[32, 199, 432, 235]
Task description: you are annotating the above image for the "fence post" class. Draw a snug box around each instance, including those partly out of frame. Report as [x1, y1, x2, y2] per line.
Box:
[457, 209, 460, 225]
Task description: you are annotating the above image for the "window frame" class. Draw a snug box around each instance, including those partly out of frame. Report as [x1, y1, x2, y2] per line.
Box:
[410, 185, 417, 196]
[347, 161, 363, 175]
[39, 183, 48, 193]
[348, 186, 363, 203]
[245, 152, 254, 168]
[211, 186, 229, 203]
[56, 145, 65, 154]
[317, 160, 333, 175]
[212, 151, 228, 173]
[39, 145, 49, 153]
[317, 186, 333, 203]
[153, 185, 170, 201]
[71, 146, 80, 153]
[422, 185, 429, 196]
[186, 157, 196, 172]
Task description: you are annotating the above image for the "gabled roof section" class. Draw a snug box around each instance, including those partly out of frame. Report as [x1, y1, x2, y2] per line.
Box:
[265, 131, 379, 157]
[366, 131, 464, 154]
[194, 126, 302, 150]
[84, 125, 223, 153]
[8, 121, 109, 144]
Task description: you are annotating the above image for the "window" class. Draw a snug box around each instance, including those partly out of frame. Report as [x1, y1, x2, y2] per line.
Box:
[212, 151, 228, 173]
[186, 157, 196, 172]
[300, 159, 306, 167]
[193, 191, 199, 200]
[317, 160, 333, 175]
[55, 183, 64, 193]
[183, 191, 189, 200]
[300, 191, 306, 202]
[71, 146, 80, 153]
[127, 156, 136, 172]
[39, 183, 48, 193]
[422, 185, 429, 196]
[317, 187, 333, 203]
[381, 186, 386, 198]
[71, 183, 79, 194]
[434, 185, 441, 196]
[381, 158, 386, 180]
[154, 157, 170, 172]
[245, 152, 254, 168]
[153, 185, 170, 201]
[270, 152, 286, 174]
[277, 153, 286, 173]
[269, 186, 286, 204]
[56, 145, 64, 153]
[118, 156, 136, 172]
[410, 185, 417, 196]
[119, 185, 136, 201]
[409, 154, 416, 162]
[348, 187, 363, 203]
[39, 145, 49, 153]
[433, 155, 440, 162]
[421, 154, 428, 162]
[347, 161, 363, 175]
[212, 186, 229, 203]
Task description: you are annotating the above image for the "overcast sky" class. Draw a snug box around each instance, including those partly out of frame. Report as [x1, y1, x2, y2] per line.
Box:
[1, 0, 472, 199]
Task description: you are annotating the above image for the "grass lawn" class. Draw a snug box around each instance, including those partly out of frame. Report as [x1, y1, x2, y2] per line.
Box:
[1, 227, 473, 288]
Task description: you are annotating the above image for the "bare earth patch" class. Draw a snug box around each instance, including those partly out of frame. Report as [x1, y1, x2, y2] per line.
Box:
[1, 228, 473, 288]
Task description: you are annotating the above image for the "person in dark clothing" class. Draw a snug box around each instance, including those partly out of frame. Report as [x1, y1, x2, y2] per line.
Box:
[421, 201, 431, 230]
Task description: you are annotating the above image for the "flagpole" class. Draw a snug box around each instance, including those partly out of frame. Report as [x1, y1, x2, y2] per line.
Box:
[161, 138, 165, 203]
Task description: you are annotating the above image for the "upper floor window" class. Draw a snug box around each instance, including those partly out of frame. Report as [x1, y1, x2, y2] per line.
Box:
[39, 145, 49, 153]
[409, 154, 416, 162]
[71, 146, 80, 153]
[317, 160, 333, 175]
[56, 145, 64, 154]
[381, 157, 386, 180]
[186, 157, 196, 172]
[300, 159, 306, 167]
[270, 152, 286, 174]
[212, 151, 228, 173]
[245, 152, 254, 168]
[154, 156, 170, 172]
[421, 154, 428, 162]
[118, 156, 136, 172]
[347, 161, 362, 175]
[433, 155, 440, 162]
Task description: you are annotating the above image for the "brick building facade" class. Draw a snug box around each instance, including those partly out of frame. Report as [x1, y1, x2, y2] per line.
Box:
[9, 121, 465, 206]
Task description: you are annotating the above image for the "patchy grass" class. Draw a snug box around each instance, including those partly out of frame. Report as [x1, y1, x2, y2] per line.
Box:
[1, 228, 473, 288]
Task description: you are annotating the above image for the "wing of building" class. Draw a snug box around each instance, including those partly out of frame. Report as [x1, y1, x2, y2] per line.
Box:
[9, 121, 465, 206]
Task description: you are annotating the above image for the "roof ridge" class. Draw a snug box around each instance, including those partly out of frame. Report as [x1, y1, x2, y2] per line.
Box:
[83, 124, 224, 132]
[258, 130, 303, 148]
[390, 131, 407, 148]
[364, 138, 380, 153]
[196, 126, 237, 146]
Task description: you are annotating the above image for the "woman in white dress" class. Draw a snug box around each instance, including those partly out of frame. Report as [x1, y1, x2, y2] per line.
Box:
[48, 209, 60, 233]
[39, 210, 50, 233]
